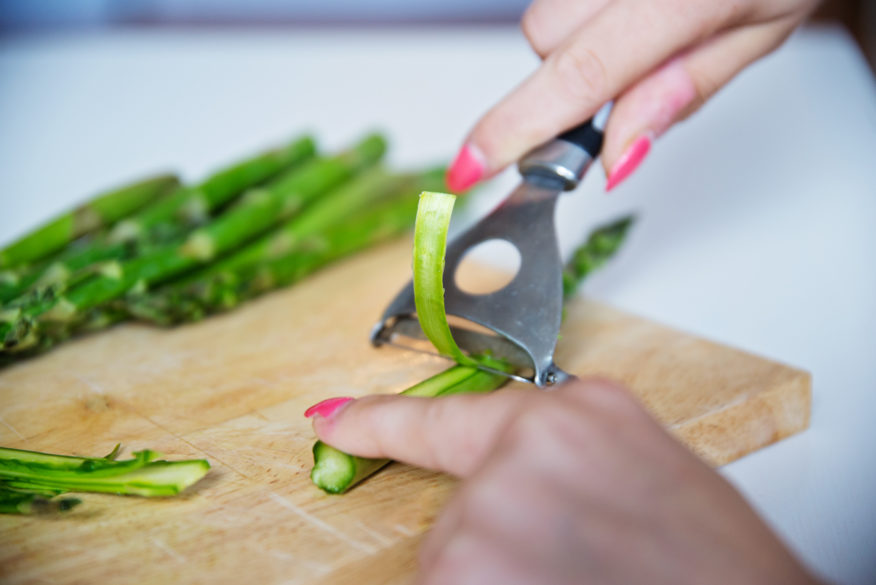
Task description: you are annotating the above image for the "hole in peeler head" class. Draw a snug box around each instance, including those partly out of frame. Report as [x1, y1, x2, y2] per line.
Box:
[454, 239, 521, 295]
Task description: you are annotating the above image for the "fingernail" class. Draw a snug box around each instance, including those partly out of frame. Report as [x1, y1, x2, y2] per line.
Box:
[446, 144, 486, 192]
[605, 133, 653, 192]
[304, 396, 354, 419]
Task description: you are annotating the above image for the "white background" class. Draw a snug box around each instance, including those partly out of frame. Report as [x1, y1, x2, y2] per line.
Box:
[1, 25, 875, 584]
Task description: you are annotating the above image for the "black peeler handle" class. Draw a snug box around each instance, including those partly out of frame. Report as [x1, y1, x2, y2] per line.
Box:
[517, 103, 611, 191]
[558, 117, 605, 159]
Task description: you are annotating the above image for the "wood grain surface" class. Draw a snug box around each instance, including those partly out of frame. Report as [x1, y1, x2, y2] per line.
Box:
[0, 238, 810, 584]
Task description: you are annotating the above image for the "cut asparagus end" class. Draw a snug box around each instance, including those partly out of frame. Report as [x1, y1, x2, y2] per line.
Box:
[311, 442, 361, 495]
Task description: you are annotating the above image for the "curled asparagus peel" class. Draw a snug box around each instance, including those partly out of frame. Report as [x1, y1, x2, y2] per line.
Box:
[412, 192, 477, 366]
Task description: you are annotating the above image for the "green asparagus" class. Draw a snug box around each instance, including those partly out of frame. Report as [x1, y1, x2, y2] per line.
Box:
[1, 136, 316, 306]
[125, 167, 442, 325]
[109, 135, 316, 243]
[0, 174, 180, 270]
[180, 134, 385, 262]
[0, 136, 384, 350]
[562, 215, 635, 298]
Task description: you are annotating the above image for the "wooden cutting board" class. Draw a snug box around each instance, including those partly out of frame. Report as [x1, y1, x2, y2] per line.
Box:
[0, 238, 810, 585]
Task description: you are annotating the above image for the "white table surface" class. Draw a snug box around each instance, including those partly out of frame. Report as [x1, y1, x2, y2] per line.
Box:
[1, 24, 874, 585]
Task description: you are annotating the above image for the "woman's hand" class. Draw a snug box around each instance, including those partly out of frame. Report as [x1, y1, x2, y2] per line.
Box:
[445, 0, 819, 192]
[309, 378, 820, 585]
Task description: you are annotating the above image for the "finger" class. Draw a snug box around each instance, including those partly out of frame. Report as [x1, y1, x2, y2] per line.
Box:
[521, 0, 611, 58]
[311, 388, 531, 477]
[601, 15, 802, 187]
[461, 0, 745, 182]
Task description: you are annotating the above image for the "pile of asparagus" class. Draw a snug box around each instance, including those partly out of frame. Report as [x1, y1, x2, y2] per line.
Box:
[0, 133, 446, 363]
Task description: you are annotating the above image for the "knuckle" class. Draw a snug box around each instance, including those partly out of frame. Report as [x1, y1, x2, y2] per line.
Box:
[520, 6, 549, 58]
[686, 63, 720, 110]
[457, 479, 499, 526]
[590, 378, 649, 420]
[560, 376, 646, 421]
[424, 536, 477, 585]
[422, 398, 458, 471]
[502, 400, 559, 448]
[550, 44, 608, 105]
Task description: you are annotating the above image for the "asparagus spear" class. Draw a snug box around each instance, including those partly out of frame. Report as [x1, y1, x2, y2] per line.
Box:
[179, 134, 385, 261]
[181, 164, 441, 284]
[0, 136, 385, 349]
[0, 174, 180, 270]
[109, 135, 316, 243]
[562, 215, 635, 298]
[0, 240, 135, 305]
[0, 306, 122, 367]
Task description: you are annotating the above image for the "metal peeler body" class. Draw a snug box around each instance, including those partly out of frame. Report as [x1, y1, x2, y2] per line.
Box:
[371, 108, 608, 387]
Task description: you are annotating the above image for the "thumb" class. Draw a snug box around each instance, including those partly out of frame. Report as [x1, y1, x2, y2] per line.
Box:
[307, 389, 530, 478]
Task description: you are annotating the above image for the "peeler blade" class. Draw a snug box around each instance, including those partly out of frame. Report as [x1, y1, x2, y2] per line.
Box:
[371, 178, 571, 387]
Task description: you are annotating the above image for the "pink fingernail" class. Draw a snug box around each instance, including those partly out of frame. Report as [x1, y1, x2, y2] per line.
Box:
[446, 144, 486, 192]
[605, 134, 652, 192]
[304, 397, 353, 419]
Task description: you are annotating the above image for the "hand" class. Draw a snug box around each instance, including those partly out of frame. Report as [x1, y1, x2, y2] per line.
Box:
[310, 378, 820, 585]
[445, 0, 818, 192]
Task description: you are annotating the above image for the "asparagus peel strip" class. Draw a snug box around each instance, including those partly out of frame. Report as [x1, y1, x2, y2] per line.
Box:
[0, 174, 180, 270]
[0, 487, 82, 515]
[0, 445, 210, 514]
[412, 192, 477, 366]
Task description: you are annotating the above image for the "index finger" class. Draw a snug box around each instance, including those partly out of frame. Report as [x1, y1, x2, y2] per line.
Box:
[311, 389, 531, 477]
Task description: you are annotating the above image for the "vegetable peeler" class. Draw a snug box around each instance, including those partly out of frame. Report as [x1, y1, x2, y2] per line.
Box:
[370, 105, 610, 387]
